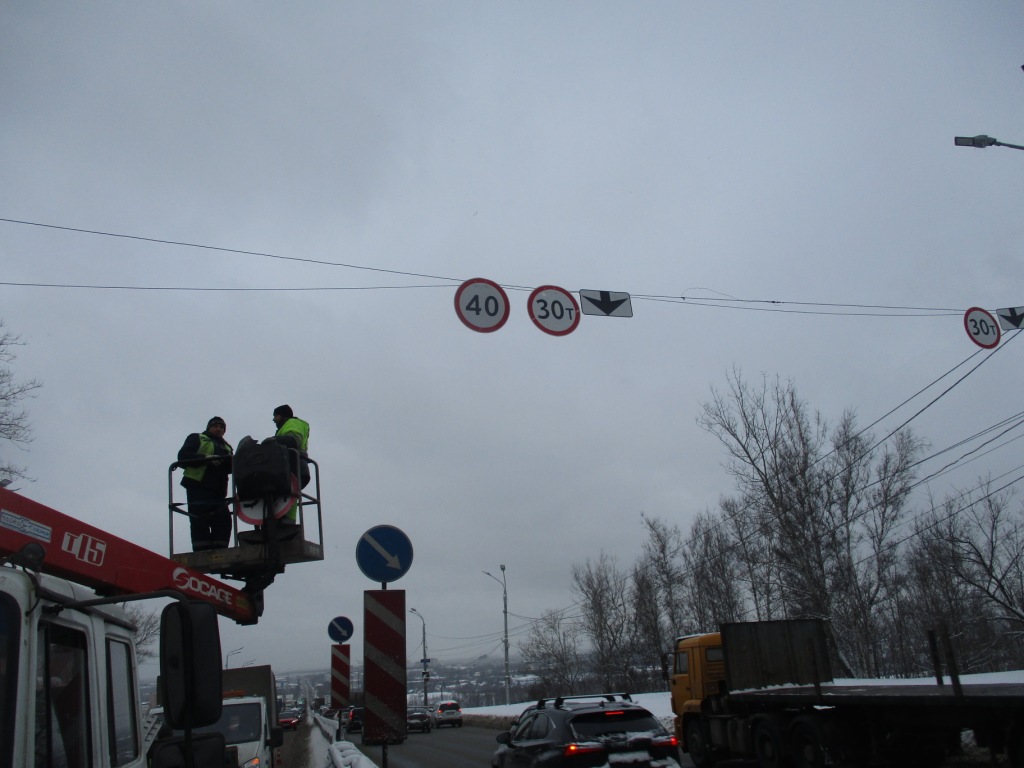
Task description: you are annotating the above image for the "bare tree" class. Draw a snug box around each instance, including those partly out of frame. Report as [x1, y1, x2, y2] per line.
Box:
[679, 509, 745, 632]
[519, 610, 585, 695]
[123, 603, 161, 664]
[639, 515, 688, 636]
[572, 552, 636, 690]
[630, 560, 669, 682]
[697, 370, 921, 676]
[0, 321, 42, 484]
[917, 481, 1024, 657]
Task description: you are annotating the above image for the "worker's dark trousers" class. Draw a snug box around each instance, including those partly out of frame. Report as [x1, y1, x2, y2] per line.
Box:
[186, 486, 232, 550]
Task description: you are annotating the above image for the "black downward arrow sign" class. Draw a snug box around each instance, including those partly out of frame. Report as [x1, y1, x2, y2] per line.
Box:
[1000, 307, 1024, 329]
[584, 291, 628, 316]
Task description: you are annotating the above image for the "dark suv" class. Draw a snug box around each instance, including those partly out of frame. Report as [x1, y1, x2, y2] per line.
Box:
[345, 707, 364, 733]
[492, 693, 679, 768]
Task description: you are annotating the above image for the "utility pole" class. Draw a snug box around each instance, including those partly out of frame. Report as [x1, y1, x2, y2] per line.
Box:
[410, 608, 429, 707]
[484, 564, 511, 705]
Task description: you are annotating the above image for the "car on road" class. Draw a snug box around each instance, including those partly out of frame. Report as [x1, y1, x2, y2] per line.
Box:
[278, 708, 301, 731]
[345, 706, 365, 733]
[407, 706, 434, 733]
[492, 694, 680, 768]
[435, 700, 462, 728]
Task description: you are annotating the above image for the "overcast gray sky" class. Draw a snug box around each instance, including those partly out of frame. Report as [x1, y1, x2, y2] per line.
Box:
[3, 3, 1023, 675]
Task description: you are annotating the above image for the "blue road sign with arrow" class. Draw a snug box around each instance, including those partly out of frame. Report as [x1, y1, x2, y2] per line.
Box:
[328, 616, 354, 643]
[356, 525, 414, 584]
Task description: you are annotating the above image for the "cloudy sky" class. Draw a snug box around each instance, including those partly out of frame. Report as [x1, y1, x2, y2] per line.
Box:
[3, 3, 1023, 676]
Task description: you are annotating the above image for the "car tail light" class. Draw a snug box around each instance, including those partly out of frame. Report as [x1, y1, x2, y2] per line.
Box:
[651, 735, 679, 748]
[563, 743, 605, 757]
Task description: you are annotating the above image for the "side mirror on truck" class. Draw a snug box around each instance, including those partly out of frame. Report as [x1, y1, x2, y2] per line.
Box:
[270, 726, 284, 748]
[159, 601, 223, 728]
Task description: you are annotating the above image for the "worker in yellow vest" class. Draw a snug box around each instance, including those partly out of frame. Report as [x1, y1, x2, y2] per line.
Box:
[272, 405, 310, 524]
[177, 416, 233, 550]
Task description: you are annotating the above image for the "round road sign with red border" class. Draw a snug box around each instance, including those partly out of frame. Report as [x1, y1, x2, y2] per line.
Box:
[528, 285, 581, 336]
[964, 307, 1001, 349]
[455, 278, 510, 333]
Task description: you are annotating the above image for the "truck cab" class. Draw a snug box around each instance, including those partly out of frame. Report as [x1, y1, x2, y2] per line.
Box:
[667, 632, 725, 740]
[1, 568, 146, 767]
[0, 485, 268, 768]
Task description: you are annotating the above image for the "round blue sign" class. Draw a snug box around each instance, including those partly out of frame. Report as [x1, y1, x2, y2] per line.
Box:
[355, 525, 414, 584]
[328, 616, 354, 643]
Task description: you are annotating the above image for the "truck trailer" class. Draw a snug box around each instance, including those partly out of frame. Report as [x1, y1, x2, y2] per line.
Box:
[667, 618, 1024, 768]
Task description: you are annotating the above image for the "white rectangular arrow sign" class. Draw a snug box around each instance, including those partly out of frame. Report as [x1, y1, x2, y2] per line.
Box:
[997, 306, 1024, 331]
[580, 289, 633, 317]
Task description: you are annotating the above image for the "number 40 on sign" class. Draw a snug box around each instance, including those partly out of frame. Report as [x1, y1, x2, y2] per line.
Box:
[455, 278, 510, 333]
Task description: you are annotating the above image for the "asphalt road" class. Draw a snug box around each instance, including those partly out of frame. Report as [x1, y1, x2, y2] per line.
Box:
[353, 725, 501, 768]
[299, 716, 697, 768]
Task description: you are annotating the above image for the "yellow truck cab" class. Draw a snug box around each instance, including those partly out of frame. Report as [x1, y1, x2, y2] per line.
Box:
[667, 632, 725, 740]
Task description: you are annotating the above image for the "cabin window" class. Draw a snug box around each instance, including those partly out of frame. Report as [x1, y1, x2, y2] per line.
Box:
[35, 623, 91, 768]
[106, 638, 139, 765]
[0, 594, 19, 768]
[706, 647, 724, 662]
[674, 651, 689, 675]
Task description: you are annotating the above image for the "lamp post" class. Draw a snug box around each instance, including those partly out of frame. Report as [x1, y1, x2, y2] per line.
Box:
[954, 135, 1024, 151]
[225, 647, 243, 668]
[410, 608, 429, 707]
[483, 564, 511, 705]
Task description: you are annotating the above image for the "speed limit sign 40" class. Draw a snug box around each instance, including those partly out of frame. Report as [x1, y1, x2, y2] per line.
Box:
[528, 285, 581, 336]
[455, 278, 510, 333]
[964, 307, 1001, 349]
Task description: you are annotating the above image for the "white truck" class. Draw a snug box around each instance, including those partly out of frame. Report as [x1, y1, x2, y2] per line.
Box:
[148, 692, 282, 768]
[220, 665, 285, 768]
[0, 485, 266, 768]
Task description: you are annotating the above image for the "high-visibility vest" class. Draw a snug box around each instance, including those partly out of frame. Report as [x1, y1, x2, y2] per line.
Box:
[275, 418, 310, 453]
[182, 433, 234, 483]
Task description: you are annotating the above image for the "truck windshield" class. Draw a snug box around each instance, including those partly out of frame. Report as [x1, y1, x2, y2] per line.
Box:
[166, 702, 262, 745]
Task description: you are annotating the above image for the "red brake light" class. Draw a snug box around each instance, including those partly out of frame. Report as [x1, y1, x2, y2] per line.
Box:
[603, 710, 624, 716]
[652, 735, 679, 748]
[564, 743, 604, 757]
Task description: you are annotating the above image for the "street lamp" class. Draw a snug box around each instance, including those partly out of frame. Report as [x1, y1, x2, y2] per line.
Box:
[954, 134, 1024, 151]
[483, 564, 511, 705]
[225, 647, 243, 668]
[409, 608, 429, 707]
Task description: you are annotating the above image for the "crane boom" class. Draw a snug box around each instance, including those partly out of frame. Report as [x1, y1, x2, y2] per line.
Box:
[0, 486, 259, 624]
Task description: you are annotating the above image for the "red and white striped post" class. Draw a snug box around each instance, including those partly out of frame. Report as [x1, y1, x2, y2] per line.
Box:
[331, 644, 350, 740]
[331, 644, 351, 710]
[363, 589, 407, 752]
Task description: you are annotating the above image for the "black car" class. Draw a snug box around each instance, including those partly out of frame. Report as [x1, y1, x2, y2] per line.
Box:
[492, 694, 679, 768]
[407, 706, 433, 733]
[345, 707, 364, 733]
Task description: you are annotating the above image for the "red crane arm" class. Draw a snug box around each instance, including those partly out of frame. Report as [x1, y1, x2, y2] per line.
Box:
[0, 487, 258, 625]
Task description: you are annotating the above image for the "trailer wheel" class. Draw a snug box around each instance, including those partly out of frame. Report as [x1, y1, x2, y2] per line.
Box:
[754, 720, 788, 768]
[790, 719, 826, 768]
[685, 718, 716, 768]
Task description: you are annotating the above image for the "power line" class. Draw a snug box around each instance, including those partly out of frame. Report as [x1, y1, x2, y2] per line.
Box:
[0, 216, 986, 316]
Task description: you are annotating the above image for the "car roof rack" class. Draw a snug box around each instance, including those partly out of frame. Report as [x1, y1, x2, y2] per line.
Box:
[535, 692, 633, 710]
